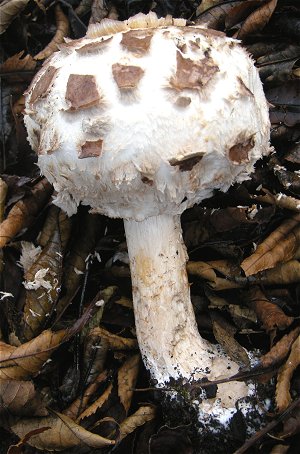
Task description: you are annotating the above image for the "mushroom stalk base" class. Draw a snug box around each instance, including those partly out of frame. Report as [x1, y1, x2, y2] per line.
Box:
[124, 214, 249, 411]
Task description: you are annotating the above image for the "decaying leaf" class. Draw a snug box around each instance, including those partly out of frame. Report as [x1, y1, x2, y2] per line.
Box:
[276, 335, 300, 412]
[196, 1, 244, 29]
[64, 370, 108, 420]
[253, 259, 300, 286]
[7, 426, 51, 454]
[119, 405, 156, 440]
[280, 406, 300, 439]
[0, 328, 67, 380]
[55, 213, 101, 318]
[241, 213, 300, 276]
[77, 383, 113, 422]
[248, 287, 293, 338]
[0, 0, 30, 35]
[11, 410, 115, 450]
[82, 329, 108, 388]
[0, 178, 53, 248]
[38, 204, 72, 251]
[91, 327, 138, 350]
[236, 0, 278, 39]
[0, 178, 8, 222]
[0, 52, 36, 82]
[0, 378, 47, 416]
[187, 260, 242, 290]
[35, 5, 70, 60]
[251, 188, 300, 213]
[118, 354, 140, 414]
[211, 312, 250, 366]
[260, 326, 300, 369]
[22, 228, 63, 340]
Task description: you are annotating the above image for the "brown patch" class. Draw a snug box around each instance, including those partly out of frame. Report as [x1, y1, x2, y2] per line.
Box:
[141, 176, 153, 185]
[175, 41, 188, 53]
[229, 137, 255, 164]
[186, 27, 226, 38]
[65, 74, 101, 110]
[170, 51, 219, 90]
[58, 38, 85, 51]
[237, 77, 254, 97]
[76, 37, 113, 55]
[121, 30, 153, 56]
[169, 152, 203, 171]
[79, 139, 103, 158]
[30, 66, 58, 104]
[112, 63, 144, 90]
[175, 96, 191, 108]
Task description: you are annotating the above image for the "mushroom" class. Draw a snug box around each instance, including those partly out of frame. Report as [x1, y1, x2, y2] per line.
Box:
[24, 13, 271, 425]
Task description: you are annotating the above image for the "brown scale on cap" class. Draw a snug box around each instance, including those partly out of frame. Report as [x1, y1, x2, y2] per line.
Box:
[229, 137, 255, 164]
[174, 96, 191, 108]
[121, 30, 153, 56]
[112, 63, 144, 90]
[169, 152, 204, 171]
[76, 37, 113, 55]
[170, 51, 219, 90]
[79, 139, 103, 158]
[65, 74, 102, 110]
[30, 66, 58, 105]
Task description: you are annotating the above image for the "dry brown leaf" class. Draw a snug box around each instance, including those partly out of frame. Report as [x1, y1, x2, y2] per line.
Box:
[270, 445, 290, 454]
[187, 260, 242, 290]
[211, 312, 250, 366]
[0, 328, 67, 380]
[241, 213, 300, 276]
[195, 1, 244, 29]
[0, 378, 47, 416]
[91, 327, 138, 350]
[22, 228, 63, 340]
[254, 259, 300, 286]
[280, 406, 300, 439]
[119, 405, 156, 440]
[0, 178, 8, 222]
[248, 287, 294, 338]
[38, 205, 72, 251]
[55, 213, 101, 318]
[237, 0, 278, 39]
[77, 383, 113, 422]
[196, 0, 223, 14]
[251, 189, 300, 213]
[276, 335, 300, 412]
[8, 426, 51, 454]
[11, 410, 115, 450]
[35, 5, 69, 60]
[0, 178, 53, 248]
[0, 51, 36, 74]
[64, 370, 108, 420]
[0, 0, 30, 35]
[118, 354, 140, 414]
[260, 326, 300, 369]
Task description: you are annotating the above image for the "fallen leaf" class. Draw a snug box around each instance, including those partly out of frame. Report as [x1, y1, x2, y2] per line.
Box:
[11, 410, 115, 450]
[35, 5, 69, 60]
[77, 383, 113, 422]
[276, 335, 300, 412]
[211, 312, 250, 366]
[237, 0, 278, 39]
[119, 405, 156, 440]
[241, 213, 300, 276]
[260, 326, 300, 369]
[0, 0, 30, 35]
[91, 327, 138, 350]
[22, 228, 63, 340]
[0, 328, 67, 380]
[248, 287, 293, 338]
[118, 354, 140, 414]
[0, 177, 8, 222]
[0, 178, 53, 248]
[0, 378, 47, 416]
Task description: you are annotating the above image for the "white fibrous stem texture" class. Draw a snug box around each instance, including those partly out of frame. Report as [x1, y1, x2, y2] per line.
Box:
[124, 214, 248, 411]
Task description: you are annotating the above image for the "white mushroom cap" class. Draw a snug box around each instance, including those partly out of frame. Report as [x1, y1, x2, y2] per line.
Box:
[24, 13, 270, 220]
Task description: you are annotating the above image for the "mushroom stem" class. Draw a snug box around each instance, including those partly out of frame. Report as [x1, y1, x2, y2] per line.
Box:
[124, 214, 247, 401]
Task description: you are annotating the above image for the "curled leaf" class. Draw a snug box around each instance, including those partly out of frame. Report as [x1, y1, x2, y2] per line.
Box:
[0, 0, 30, 35]
[118, 354, 140, 414]
[77, 383, 113, 422]
[237, 0, 278, 39]
[34, 5, 69, 60]
[276, 335, 300, 412]
[241, 213, 300, 276]
[119, 405, 156, 440]
[0, 178, 53, 248]
[91, 327, 138, 350]
[11, 410, 115, 450]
